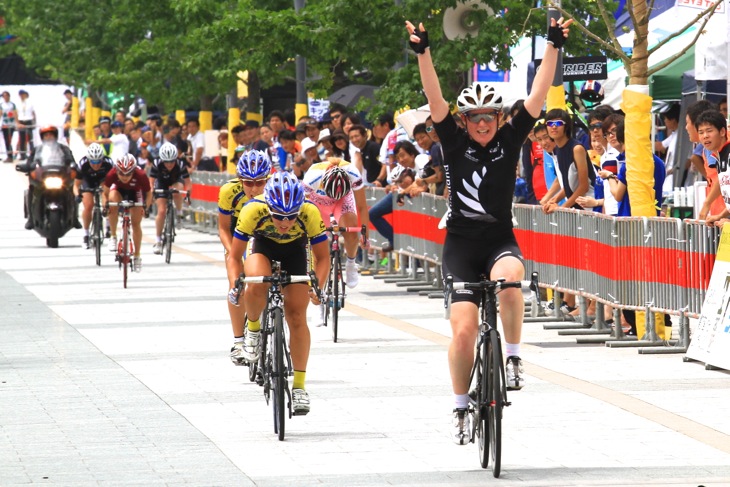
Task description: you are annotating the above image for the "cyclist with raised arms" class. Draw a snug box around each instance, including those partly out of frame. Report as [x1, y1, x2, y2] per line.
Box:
[302, 158, 369, 290]
[219, 149, 272, 364]
[149, 142, 192, 255]
[226, 172, 330, 415]
[75, 143, 114, 248]
[103, 154, 152, 272]
[405, 16, 572, 444]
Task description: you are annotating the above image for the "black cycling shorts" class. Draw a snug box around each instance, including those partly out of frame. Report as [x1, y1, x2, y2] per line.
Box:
[250, 236, 309, 287]
[442, 229, 524, 305]
[154, 179, 185, 198]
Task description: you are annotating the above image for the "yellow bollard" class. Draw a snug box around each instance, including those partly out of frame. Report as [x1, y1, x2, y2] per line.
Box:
[71, 97, 80, 130]
[199, 111, 213, 132]
[635, 311, 669, 340]
[175, 110, 186, 126]
[84, 97, 94, 141]
[227, 107, 241, 175]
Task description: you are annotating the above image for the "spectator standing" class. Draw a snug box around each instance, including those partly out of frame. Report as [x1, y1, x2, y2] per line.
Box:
[371, 113, 394, 146]
[349, 124, 382, 185]
[276, 129, 297, 171]
[1, 91, 16, 162]
[186, 118, 205, 171]
[244, 120, 269, 152]
[329, 104, 346, 131]
[16, 90, 36, 160]
[96, 121, 130, 162]
[702, 110, 730, 227]
[654, 104, 680, 194]
[412, 122, 445, 195]
[61, 89, 73, 142]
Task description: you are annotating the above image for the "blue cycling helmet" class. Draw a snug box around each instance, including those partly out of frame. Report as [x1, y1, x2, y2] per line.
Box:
[237, 149, 271, 180]
[264, 171, 305, 216]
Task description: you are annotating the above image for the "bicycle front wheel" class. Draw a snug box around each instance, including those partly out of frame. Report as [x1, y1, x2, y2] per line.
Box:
[91, 208, 103, 266]
[164, 205, 175, 264]
[122, 221, 130, 289]
[486, 330, 505, 477]
[271, 307, 286, 441]
[331, 252, 342, 343]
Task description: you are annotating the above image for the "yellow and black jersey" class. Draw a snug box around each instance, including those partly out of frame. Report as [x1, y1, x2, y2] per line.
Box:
[233, 196, 327, 245]
[218, 178, 251, 219]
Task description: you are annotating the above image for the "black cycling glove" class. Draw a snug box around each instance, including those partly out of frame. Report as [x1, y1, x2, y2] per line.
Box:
[546, 24, 566, 50]
[409, 28, 429, 55]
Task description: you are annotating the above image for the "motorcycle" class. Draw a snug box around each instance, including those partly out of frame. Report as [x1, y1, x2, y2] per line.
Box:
[16, 142, 77, 248]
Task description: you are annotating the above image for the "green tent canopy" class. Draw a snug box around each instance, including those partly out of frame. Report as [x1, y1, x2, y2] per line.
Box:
[649, 46, 695, 100]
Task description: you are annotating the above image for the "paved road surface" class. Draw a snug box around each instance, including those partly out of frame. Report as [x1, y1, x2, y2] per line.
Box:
[1, 163, 729, 486]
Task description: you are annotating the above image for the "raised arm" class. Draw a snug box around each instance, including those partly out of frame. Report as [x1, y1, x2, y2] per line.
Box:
[524, 18, 573, 118]
[405, 21, 449, 123]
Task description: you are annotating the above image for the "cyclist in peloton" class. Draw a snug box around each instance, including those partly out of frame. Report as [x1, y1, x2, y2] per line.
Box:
[149, 142, 192, 255]
[103, 154, 152, 272]
[302, 158, 370, 322]
[406, 16, 572, 444]
[219, 149, 272, 365]
[75, 143, 114, 249]
[226, 172, 330, 415]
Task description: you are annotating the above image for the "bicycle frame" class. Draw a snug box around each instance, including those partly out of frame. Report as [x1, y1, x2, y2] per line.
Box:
[154, 188, 188, 264]
[108, 201, 144, 288]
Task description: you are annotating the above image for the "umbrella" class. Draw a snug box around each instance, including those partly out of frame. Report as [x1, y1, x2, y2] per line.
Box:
[328, 84, 377, 108]
[396, 105, 431, 139]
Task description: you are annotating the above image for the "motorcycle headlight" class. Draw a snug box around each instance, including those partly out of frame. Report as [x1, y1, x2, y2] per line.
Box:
[44, 176, 64, 190]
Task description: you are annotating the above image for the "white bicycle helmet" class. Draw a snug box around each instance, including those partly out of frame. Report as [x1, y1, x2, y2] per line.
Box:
[159, 142, 178, 162]
[456, 82, 503, 114]
[87, 143, 105, 161]
[390, 164, 414, 184]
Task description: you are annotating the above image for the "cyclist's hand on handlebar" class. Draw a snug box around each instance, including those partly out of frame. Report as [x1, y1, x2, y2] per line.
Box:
[308, 287, 322, 305]
[102, 204, 109, 217]
[75, 194, 82, 204]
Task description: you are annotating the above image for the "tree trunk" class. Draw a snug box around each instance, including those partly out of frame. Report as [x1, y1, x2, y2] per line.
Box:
[628, 0, 650, 85]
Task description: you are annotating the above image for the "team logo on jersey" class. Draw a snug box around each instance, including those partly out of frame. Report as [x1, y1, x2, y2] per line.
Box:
[456, 166, 498, 223]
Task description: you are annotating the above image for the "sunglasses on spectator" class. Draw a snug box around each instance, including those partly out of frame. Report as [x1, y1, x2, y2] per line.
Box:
[465, 111, 498, 124]
[270, 211, 298, 221]
[546, 120, 565, 128]
[589, 122, 603, 130]
[242, 179, 267, 188]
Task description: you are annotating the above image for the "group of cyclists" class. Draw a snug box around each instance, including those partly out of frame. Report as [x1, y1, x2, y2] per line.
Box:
[17, 15, 574, 445]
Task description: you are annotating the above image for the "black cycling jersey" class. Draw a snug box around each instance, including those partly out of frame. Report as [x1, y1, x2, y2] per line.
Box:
[149, 158, 190, 188]
[75, 156, 114, 188]
[434, 106, 536, 238]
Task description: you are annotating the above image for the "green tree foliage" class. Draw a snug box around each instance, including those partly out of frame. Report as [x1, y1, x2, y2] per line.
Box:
[1, 0, 613, 120]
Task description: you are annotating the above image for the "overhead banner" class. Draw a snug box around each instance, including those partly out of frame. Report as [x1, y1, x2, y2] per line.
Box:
[533, 56, 608, 82]
[686, 225, 730, 371]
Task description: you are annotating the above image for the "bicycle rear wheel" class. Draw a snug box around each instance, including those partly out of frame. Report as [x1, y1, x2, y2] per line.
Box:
[331, 252, 342, 343]
[271, 307, 286, 440]
[486, 330, 505, 477]
[164, 205, 174, 264]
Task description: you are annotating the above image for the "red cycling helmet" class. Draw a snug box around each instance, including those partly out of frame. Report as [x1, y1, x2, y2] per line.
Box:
[115, 153, 137, 175]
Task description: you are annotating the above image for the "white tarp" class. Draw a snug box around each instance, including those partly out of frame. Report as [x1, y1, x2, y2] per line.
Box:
[694, 3, 727, 80]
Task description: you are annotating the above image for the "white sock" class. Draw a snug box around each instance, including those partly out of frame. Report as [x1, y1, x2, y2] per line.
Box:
[83, 229, 89, 236]
[233, 336, 244, 343]
[505, 342, 521, 358]
[156, 236, 162, 243]
[454, 393, 470, 409]
[346, 257, 356, 265]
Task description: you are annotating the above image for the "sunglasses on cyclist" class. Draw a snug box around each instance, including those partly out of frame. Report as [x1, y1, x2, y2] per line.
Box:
[270, 211, 298, 221]
[242, 179, 267, 188]
[546, 120, 565, 128]
[465, 111, 498, 124]
[89, 159, 102, 165]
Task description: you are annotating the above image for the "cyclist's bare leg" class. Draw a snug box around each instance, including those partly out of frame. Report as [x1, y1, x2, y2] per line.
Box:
[107, 190, 122, 237]
[448, 301, 479, 395]
[131, 207, 144, 257]
[81, 192, 94, 230]
[283, 284, 311, 372]
[155, 197, 166, 239]
[242, 254, 271, 321]
[490, 256, 525, 345]
[339, 212, 359, 259]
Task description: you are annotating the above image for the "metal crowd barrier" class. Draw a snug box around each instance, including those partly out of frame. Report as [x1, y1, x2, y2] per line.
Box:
[185, 175, 720, 356]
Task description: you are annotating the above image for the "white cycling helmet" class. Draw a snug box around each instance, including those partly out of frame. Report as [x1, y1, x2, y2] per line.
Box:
[456, 82, 503, 114]
[159, 142, 178, 162]
[390, 164, 414, 184]
[87, 143, 105, 161]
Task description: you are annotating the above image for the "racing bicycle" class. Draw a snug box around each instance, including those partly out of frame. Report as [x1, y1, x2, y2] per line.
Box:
[444, 271, 538, 477]
[154, 188, 188, 264]
[108, 201, 144, 288]
[232, 262, 321, 441]
[322, 214, 366, 343]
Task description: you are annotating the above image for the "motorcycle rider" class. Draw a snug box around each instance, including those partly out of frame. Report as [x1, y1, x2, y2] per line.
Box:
[75, 143, 114, 248]
[23, 125, 80, 230]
